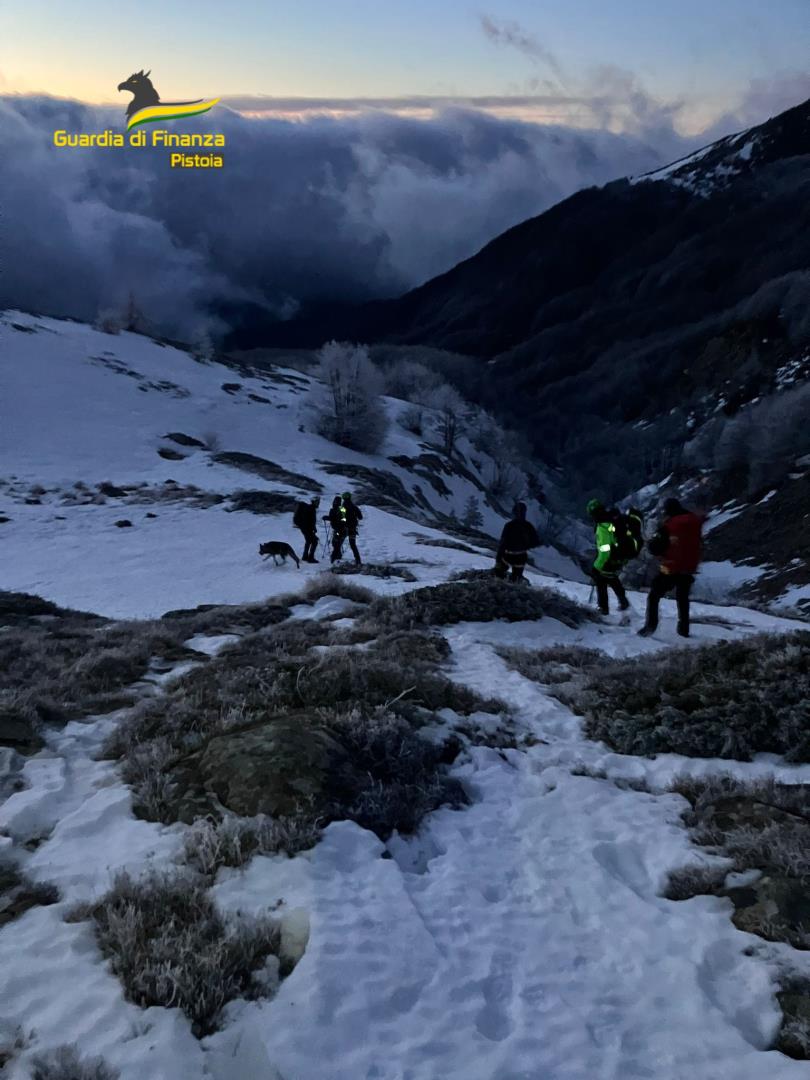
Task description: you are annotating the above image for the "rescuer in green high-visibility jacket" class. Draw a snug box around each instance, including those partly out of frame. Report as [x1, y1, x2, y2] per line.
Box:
[587, 499, 630, 616]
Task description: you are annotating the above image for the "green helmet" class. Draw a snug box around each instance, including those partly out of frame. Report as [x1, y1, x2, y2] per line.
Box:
[586, 498, 602, 516]
[342, 491, 352, 500]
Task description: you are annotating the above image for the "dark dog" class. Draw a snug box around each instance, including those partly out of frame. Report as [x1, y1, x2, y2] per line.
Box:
[259, 541, 300, 568]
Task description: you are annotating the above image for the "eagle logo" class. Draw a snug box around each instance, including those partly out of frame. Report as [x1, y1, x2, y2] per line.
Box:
[117, 70, 219, 131]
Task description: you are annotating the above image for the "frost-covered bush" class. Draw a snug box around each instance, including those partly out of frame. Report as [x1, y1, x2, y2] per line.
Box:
[80, 872, 280, 1037]
[497, 645, 607, 685]
[365, 579, 590, 632]
[662, 863, 729, 901]
[31, 1045, 119, 1080]
[327, 707, 467, 836]
[777, 976, 810, 1060]
[107, 622, 496, 826]
[314, 341, 388, 452]
[300, 574, 375, 606]
[573, 632, 810, 762]
[399, 403, 424, 434]
[184, 813, 322, 876]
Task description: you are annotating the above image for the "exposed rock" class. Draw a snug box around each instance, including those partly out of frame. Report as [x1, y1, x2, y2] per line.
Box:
[776, 990, 810, 1059]
[0, 748, 24, 800]
[114, 519, 133, 528]
[0, 708, 45, 753]
[213, 451, 322, 493]
[98, 482, 128, 497]
[724, 874, 810, 948]
[0, 865, 58, 928]
[157, 448, 185, 461]
[164, 432, 206, 448]
[227, 490, 298, 516]
[169, 713, 347, 823]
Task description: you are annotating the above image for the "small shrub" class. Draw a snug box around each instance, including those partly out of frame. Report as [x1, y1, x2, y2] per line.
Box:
[400, 404, 424, 435]
[568, 632, 810, 762]
[777, 976, 810, 1060]
[663, 863, 729, 900]
[300, 575, 375, 606]
[82, 871, 280, 1037]
[364, 579, 590, 632]
[31, 1045, 119, 1080]
[327, 707, 468, 836]
[184, 813, 322, 876]
[497, 645, 607, 685]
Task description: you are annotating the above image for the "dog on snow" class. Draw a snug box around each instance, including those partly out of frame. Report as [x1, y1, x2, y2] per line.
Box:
[259, 541, 300, 568]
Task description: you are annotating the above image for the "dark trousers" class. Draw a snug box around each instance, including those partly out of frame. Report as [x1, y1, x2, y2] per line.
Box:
[299, 529, 318, 561]
[592, 569, 627, 613]
[495, 551, 528, 583]
[331, 530, 361, 565]
[645, 572, 694, 635]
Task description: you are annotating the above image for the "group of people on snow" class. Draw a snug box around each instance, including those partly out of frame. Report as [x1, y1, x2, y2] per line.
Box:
[292, 492, 364, 567]
[292, 488, 704, 638]
[496, 496, 704, 637]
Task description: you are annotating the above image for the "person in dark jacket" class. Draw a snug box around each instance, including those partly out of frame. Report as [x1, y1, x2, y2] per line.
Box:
[293, 496, 320, 563]
[340, 492, 363, 565]
[495, 502, 540, 583]
[638, 498, 704, 638]
[325, 496, 344, 564]
[587, 499, 630, 615]
[326, 493, 363, 565]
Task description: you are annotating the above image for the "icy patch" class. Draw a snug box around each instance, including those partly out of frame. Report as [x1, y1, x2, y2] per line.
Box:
[184, 632, 241, 655]
[288, 595, 362, 621]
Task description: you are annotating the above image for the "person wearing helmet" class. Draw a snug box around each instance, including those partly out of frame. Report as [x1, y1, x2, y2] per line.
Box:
[494, 501, 540, 583]
[587, 499, 630, 616]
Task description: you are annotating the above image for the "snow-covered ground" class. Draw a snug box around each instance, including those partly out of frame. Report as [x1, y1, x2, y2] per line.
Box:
[2, 312, 809, 1079]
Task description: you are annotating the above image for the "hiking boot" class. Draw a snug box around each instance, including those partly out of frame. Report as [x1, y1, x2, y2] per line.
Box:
[637, 625, 655, 637]
[598, 607, 609, 617]
[677, 627, 689, 638]
[618, 599, 630, 612]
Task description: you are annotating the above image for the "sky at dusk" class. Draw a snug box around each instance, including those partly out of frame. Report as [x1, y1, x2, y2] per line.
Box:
[3, 0, 809, 339]
[3, 0, 810, 134]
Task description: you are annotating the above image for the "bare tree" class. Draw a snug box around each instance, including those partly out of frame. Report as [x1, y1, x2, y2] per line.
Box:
[426, 383, 466, 457]
[315, 341, 389, 452]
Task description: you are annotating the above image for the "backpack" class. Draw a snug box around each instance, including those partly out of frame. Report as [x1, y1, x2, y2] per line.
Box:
[292, 502, 307, 529]
[610, 507, 644, 563]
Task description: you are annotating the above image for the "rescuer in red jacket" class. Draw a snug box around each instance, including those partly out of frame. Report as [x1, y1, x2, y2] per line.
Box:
[638, 498, 704, 639]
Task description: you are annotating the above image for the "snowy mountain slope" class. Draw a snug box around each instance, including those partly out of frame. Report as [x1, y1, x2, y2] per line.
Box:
[1, 577, 808, 1079]
[0, 311, 577, 617]
[2, 312, 810, 1079]
[635, 94, 810, 196]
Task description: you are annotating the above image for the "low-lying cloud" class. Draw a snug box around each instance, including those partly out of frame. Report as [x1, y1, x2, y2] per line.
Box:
[0, 93, 700, 341]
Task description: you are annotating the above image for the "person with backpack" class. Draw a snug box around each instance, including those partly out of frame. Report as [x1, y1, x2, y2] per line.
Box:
[326, 493, 363, 565]
[638, 498, 703, 638]
[495, 501, 540, 583]
[293, 495, 320, 563]
[325, 495, 345, 564]
[340, 492, 363, 566]
[586, 499, 641, 615]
